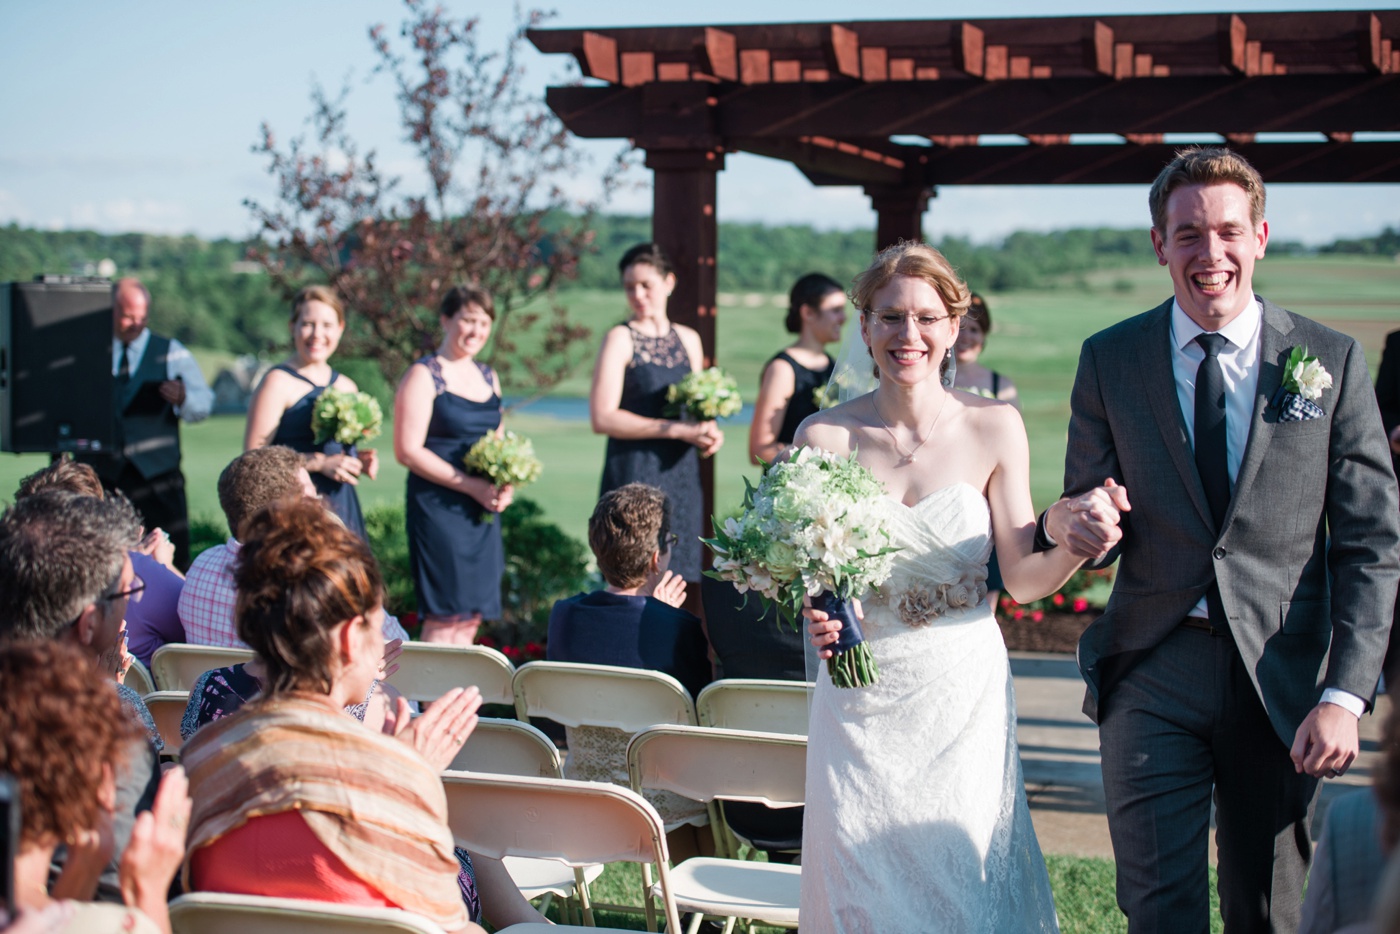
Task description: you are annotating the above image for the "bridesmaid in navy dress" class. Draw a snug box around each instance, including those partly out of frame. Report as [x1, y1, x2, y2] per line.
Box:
[589, 243, 723, 585]
[394, 286, 509, 645]
[244, 285, 375, 540]
[748, 272, 847, 465]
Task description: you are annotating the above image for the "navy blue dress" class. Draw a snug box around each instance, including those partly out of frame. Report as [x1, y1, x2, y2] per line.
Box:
[268, 365, 368, 541]
[599, 325, 702, 581]
[405, 356, 504, 619]
[771, 350, 834, 445]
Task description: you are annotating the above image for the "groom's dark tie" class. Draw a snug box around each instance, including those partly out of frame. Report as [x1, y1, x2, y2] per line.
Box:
[1194, 331, 1230, 628]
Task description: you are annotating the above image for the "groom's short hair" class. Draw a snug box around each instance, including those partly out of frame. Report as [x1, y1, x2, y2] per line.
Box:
[1149, 146, 1266, 233]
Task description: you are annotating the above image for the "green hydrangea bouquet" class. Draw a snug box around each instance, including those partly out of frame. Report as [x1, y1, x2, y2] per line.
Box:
[704, 446, 899, 688]
[463, 432, 543, 523]
[310, 389, 383, 447]
[666, 367, 743, 421]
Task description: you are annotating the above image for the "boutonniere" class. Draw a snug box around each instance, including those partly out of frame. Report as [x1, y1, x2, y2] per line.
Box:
[1275, 346, 1331, 422]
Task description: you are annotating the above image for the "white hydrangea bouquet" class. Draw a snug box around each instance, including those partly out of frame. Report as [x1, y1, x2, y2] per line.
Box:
[704, 446, 899, 688]
[666, 367, 743, 421]
[311, 389, 383, 447]
[463, 431, 543, 522]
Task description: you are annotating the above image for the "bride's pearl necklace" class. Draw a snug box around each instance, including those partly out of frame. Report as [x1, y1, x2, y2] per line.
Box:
[873, 391, 948, 465]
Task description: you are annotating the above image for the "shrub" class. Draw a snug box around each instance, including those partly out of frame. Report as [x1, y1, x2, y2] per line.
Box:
[189, 514, 228, 561]
[493, 496, 590, 648]
[363, 502, 417, 619]
[998, 566, 1115, 620]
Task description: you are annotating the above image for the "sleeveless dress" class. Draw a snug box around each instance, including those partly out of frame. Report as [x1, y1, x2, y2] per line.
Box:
[771, 350, 834, 445]
[954, 370, 1007, 593]
[405, 356, 504, 619]
[801, 484, 1059, 933]
[267, 365, 367, 540]
[599, 324, 701, 581]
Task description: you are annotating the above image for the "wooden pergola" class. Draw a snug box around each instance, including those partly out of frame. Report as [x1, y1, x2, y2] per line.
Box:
[529, 9, 1400, 527]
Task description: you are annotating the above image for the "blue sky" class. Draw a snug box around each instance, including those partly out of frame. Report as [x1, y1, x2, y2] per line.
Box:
[2, 0, 1396, 244]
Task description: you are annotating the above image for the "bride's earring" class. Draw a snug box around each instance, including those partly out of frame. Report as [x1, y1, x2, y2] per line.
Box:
[941, 347, 956, 389]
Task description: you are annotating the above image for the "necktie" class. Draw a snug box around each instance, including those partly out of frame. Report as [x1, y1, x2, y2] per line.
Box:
[1194, 331, 1230, 628]
[118, 342, 132, 381]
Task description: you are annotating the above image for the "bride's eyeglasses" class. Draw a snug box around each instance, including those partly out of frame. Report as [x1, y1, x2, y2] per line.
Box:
[866, 310, 952, 333]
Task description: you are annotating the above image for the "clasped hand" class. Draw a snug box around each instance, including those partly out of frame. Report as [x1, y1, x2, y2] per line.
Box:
[1046, 478, 1131, 561]
[385, 685, 483, 771]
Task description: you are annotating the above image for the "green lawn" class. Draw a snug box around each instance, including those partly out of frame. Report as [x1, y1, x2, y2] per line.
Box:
[3, 254, 1396, 541]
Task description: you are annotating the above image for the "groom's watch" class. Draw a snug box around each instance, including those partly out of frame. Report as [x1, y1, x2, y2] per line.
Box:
[1033, 510, 1057, 553]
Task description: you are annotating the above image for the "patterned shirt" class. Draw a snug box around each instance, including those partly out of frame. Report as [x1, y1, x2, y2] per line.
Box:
[177, 539, 244, 648]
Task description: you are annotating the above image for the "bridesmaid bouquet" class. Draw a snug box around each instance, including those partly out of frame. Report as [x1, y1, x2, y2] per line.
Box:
[311, 389, 383, 446]
[704, 446, 899, 688]
[666, 367, 743, 421]
[463, 431, 543, 522]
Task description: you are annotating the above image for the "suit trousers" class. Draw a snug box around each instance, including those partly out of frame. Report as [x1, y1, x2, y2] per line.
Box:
[108, 462, 191, 571]
[1099, 626, 1318, 934]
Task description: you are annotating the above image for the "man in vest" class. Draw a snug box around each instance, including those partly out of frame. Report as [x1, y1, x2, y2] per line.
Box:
[79, 277, 212, 569]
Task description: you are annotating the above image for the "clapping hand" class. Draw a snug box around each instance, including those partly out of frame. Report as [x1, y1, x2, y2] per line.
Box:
[647, 570, 687, 608]
[380, 637, 404, 681]
[1047, 478, 1131, 561]
[388, 685, 482, 770]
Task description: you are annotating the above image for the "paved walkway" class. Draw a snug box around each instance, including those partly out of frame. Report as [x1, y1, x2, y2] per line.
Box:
[1011, 651, 1389, 862]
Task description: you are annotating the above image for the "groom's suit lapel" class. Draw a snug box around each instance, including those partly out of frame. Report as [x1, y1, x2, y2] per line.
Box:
[1139, 301, 1215, 531]
[1221, 299, 1293, 531]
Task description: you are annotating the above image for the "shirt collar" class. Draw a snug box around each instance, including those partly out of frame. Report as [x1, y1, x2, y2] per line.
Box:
[114, 328, 151, 351]
[1170, 296, 1261, 352]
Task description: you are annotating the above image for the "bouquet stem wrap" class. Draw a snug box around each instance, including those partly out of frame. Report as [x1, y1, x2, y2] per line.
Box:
[814, 590, 879, 689]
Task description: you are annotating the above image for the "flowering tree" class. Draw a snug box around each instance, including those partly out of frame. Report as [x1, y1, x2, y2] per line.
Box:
[245, 0, 628, 394]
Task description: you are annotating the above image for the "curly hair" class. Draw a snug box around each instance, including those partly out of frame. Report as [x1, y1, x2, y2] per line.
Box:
[15, 454, 104, 500]
[291, 284, 345, 325]
[0, 640, 140, 846]
[233, 498, 383, 695]
[589, 483, 671, 590]
[0, 492, 141, 640]
[217, 446, 308, 540]
[1148, 146, 1266, 233]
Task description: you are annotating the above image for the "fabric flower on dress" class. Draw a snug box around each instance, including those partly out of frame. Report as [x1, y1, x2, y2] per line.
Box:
[886, 567, 989, 628]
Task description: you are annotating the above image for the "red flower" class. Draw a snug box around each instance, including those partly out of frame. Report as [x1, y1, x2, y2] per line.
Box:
[1031, 610, 1045, 623]
[1012, 609, 1024, 620]
[524, 641, 544, 659]
[1052, 593, 1065, 606]
[1072, 597, 1090, 613]
[401, 611, 419, 627]
[500, 644, 520, 659]
[477, 635, 498, 648]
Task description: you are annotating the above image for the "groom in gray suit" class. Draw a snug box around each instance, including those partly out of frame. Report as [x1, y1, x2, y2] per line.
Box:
[1039, 147, 1399, 933]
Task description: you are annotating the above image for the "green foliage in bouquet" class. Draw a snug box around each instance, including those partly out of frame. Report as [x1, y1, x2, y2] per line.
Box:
[665, 366, 743, 421]
[311, 388, 384, 446]
[463, 431, 544, 488]
[704, 446, 900, 687]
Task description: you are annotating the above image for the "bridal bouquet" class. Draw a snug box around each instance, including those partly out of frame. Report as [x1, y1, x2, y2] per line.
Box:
[311, 389, 383, 447]
[704, 446, 899, 688]
[666, 367, 743, 421]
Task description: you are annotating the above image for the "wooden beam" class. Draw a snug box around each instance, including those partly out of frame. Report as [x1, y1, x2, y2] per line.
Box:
[1364, 13, 1386, 72]
[828, 24, 862, 79]
[958, 23, 985, 78]
[772, 60, 801, 82]
[1114, 43, 1133, 80]
[1123, 133, 1164, 144]
[1088, 21, 1115, 77]
[1032, 65, 1053, 79]
[581, 31, 619, 83]
[701, 28, 738, 82]
[985, 46, 1009, 81]
[862, 47, 889, 82]
[621, 51, 655, 87]
[1245, 40, 1262, 77]
[657, 62, 690, 82]
[1010, 56, 1032, 79]
[739, 49, 771, 84]
[890, 58, 915, 80]
[1222, 15, 1247, 74]
[1134, 53, 1154, 78]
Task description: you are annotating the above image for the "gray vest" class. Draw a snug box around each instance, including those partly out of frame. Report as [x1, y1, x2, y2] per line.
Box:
[114, 335, 181, 480]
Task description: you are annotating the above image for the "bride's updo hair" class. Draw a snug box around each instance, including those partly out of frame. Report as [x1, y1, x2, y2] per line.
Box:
[851, 241, 971, 319]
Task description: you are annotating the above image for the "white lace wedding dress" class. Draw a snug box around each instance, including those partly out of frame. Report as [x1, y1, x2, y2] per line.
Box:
[800, 483, 1060, 933]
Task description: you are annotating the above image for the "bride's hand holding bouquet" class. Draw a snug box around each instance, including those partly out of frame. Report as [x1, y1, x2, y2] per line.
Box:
[704, 445, 898, 688]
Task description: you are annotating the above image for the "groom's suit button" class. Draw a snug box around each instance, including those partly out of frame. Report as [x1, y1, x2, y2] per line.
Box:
[1213, 547, 1227, 559]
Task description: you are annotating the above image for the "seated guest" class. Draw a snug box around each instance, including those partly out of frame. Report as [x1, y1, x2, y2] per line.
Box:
[180, 500, 541, 932]
[17, 456, 186, 667]
[701, 576, 807, 682]
[0, 639, 191, 934]
[0, 492, 162, 901]
[178, 446, 409, 648]
[548, 483, 711, 838]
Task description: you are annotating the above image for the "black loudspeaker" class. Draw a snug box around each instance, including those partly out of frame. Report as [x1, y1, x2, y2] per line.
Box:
[0, 279, 116, 454]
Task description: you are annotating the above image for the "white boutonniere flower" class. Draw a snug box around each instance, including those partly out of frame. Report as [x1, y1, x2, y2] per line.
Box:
[1283, 346, 1332, 401]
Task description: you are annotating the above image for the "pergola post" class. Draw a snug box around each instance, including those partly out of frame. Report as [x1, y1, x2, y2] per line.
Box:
[646, 146, 725, 559]
[865, 185, 934, 251]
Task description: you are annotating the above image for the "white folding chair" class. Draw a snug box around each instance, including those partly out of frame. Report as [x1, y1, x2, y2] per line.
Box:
[445, 718, 602, 922]
[392, 643, 516, 706]
[150, 644, 253, 691]
[441, 772, 683, 934]
[123, 656, 156, 696]
[628, 725, 807, 933]
[695, 679, 812, 735]
[141, 690, 190, 758]
[168, 891, 447, 933]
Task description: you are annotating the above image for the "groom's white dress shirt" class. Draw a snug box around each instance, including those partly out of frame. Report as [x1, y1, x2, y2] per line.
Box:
[1169, 297, 1365, 718]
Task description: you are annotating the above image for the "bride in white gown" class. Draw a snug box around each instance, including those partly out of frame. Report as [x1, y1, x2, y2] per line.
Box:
[797, 242, 1128, 933]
